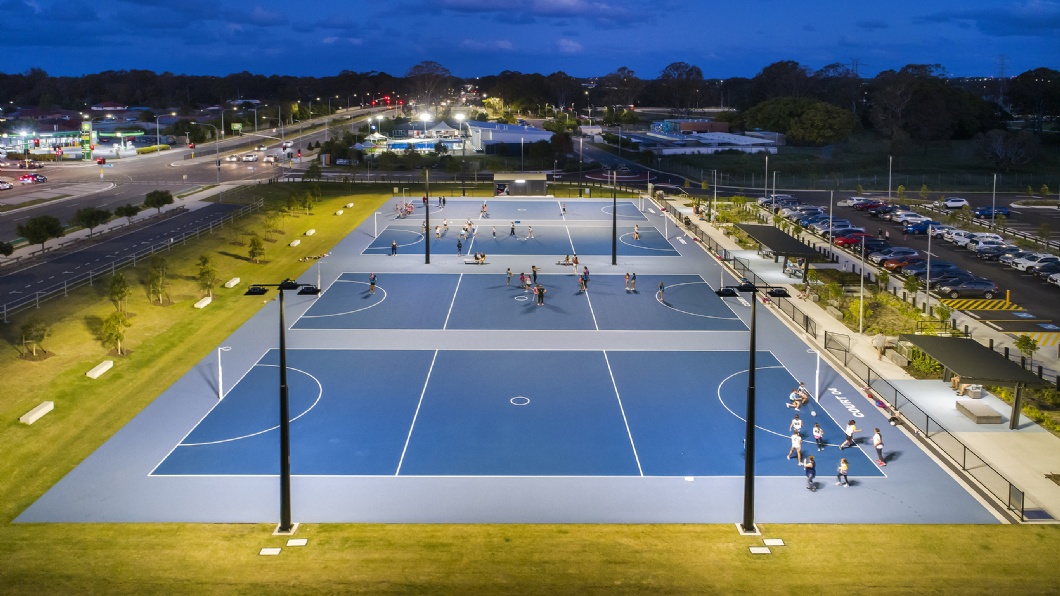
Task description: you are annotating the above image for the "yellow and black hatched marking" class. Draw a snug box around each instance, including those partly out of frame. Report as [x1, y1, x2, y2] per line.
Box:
[939, 298, 1023, 311]
[1009, 332, 1060, 348]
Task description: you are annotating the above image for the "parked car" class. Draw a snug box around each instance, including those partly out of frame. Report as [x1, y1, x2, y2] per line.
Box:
[976, 245, 1021, 260]
[953, 232, 984, 248]
[833, 232, 874, 247]
[939, 197, 970, 209]
[1013, 253, 1060, 272]
[903, 220, 943, 235]
[18, 173, 46, 184]
[241, 153, 258, 162]
[974, 206, 1010, 218]
[999, 250, 1033, 266]
[938, 279, 999, 299]
[880, 205, 913, 221]
[0, 180, 12, 190]
[883, 255, 926, 272]
[868, 246, 918, 264]
[798, 214, 829, 227]
[853, 200, 886, 211]
[1032, 262, 1060, 279]
[837, 196, 871, 207]
[1048, 272, 1060, 288]
[893, 212, 929, 225]
[929, 224, 956, 238]
[867, 204, 898, 217]
[943, 228, 969, 243]
[929, 271, 981, 290]
[810, 219, 850, 234]
[781, 205, 822, 219]
[968, 239, 1006, 253]
[861, 239, 890, 253]
[904, 260, 959, 276]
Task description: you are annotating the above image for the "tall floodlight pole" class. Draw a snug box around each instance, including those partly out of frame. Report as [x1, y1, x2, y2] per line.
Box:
[859, 238, 866, 334]
[424, 169, 431, 264]
[991, 173, 998, 228]
[741, 281, 758, 533]
[888, 155, 893, 199]
[578, 136, 584, 197]
[217, 346, 231, 400]
[456, 113, 467, 196]
[764, 155, 770, 211]
[612, 171, 618, 265]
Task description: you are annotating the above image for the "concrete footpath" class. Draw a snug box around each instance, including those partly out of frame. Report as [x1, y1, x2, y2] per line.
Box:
[662, 195, 1060, 522]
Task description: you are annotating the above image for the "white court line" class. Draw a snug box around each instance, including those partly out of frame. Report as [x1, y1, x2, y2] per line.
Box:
[442, 274, 463, 330]
[618, 232, 673, 252]
[179, 365, 324, 446]
[395, 350, 439, 476]
[657, 282, 741, 320]
[300, 280, 386, 318]
[583, 283, 600, 331]
[148, 349, 270, 476]
[604, 351, 644, 476]
[564, 225, 576, 255]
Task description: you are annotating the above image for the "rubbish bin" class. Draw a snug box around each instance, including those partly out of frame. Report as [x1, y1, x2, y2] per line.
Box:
[968, 385, 983, 399]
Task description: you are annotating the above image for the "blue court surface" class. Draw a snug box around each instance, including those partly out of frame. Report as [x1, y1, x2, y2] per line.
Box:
[17, 197, 1002, 524]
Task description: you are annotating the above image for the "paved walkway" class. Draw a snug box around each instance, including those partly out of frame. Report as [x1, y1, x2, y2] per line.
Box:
[663, 196, 1060, 522]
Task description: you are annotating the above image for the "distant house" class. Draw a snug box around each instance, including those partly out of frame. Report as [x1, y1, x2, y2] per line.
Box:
[91, 101, 128, 112]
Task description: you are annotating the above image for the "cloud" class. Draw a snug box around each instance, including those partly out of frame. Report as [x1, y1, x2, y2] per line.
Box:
[413, 0, 647, 27]
[917, 1, 1060, 37]
[459, 38, 515, 51]
[245, 6, 288, 27]
[556, 38, 583, 54]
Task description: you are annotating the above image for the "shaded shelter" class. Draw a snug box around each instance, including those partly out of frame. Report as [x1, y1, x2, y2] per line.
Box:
[735, 224, 823, 282]
[900, 335, 1048, 429]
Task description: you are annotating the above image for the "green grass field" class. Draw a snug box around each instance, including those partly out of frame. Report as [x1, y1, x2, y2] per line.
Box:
[2, 183, 1059, 594]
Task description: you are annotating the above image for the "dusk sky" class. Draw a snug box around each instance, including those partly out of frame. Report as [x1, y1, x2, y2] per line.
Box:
[6, 0, 1058, 79]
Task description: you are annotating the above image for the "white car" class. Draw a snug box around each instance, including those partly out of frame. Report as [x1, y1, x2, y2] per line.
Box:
[1048, 272, 1060, 288]
[947, 230, 976, 245]
[930, 225, 956, 238]
[892, 212, 928, 224]
[241, 153, 258, 162]
[1013, 253, 1060, 272]
[255, 145, 267, 151]
[837, 196, 871, 207]
[224, 154, 240, 162]
[969, 238, 1006, 253]
[263, 154, 279, 163]
[0, 180, 12, 190]
[939, 197, 970, 209]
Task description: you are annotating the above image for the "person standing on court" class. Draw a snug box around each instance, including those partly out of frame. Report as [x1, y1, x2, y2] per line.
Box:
[582, 266, 590, 288]
[625, 273, 631, 292]
[789, 413, 803, 436]
[836, 458, 850, 487]
[787, 431, 803, 463]
[631, 272, 636, 291]
[812, 422, 825, 451]
[561, 202, 566, 216]
[657, 280, 665, 301]
[457, 239, 463, 255]
[839, 420, 861, 450]
[872, 428, 887, 466]
[510, 221, 516, 236]
[532, 265, 538, 284]
[506, 268, 512, 286]
[390, 240, 398, 256]
[527, 226, 534, 239]
[369, 273, 377, 295]
[800, 455, 816, 491]
[537, 284, 546, 305]
[633, 224, 640, 240]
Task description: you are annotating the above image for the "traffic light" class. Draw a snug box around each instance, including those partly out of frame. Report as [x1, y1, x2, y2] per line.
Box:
[89, 144, 95, 150]
[96, 158, 106, 165]
[189, 142, 195, 149]
[297, 150, 302, 158]
[34, 138, 40, 147]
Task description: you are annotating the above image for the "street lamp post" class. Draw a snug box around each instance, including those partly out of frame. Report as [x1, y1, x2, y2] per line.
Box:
[154, 112, 174, 152]
[244, 278, 316, 534]
[251, 106, 260, 133]
[888, 155, 893, 199]
[520, 137, 524, 172]
[217, 346, 232, 400]
[424, 170, 432, 264]
[723, 279, 762, 534]
[579, 137, 584, 197]
[611, 171, 618, 265]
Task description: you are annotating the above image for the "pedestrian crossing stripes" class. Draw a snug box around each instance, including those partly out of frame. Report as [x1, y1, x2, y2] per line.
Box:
[940, 298, 1023, 311]
[1009, 332, 1060, 348]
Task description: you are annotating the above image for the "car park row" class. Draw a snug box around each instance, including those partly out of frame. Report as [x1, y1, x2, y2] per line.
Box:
[760, 193, 1060, 297]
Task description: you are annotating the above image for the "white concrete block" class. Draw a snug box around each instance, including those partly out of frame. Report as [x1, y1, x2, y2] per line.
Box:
[86, 360, 114, 379]
[345, 202, 354, 208]
[193, 296, 212, 309]
[305, 229, 316, 236]
[223, 277, 240, 289]
[289, 239, 301, 247]
[258, 548, 282, 556]
[286, 538, 308, 547]
[749, 547, 771, 555]
[20, 401, 54, 425]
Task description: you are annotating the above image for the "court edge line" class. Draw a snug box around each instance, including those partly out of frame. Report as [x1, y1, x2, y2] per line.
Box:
[146, 348, 271, 476]
[442, 275, 462, 330]
[177, 365, 325, 447]
[394, 349, 439, 476]
[583, 282, 600, 331]
[604, 351, 644, 476]
[300, 280, 386, 319]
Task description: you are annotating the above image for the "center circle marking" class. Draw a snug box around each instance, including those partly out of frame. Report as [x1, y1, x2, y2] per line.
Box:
[510, 396, 530, 406]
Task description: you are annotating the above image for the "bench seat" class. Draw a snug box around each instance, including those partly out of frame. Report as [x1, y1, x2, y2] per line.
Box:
[956, 399, 1002, 424]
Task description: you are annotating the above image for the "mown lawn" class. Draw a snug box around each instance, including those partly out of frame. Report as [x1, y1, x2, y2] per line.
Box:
[1, 183, 1059, 594]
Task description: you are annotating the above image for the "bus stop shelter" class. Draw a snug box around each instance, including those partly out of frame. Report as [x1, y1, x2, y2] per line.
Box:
[735, 224, 824, 282]
[900, 335, 1048, 429]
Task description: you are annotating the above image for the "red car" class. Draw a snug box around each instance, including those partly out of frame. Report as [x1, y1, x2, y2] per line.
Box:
[853, 200, 885, 211]
[833, 232, 873, 247]
[883, 255, 925, 272]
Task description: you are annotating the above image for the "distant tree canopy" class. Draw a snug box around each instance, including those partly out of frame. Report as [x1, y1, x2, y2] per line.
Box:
[741, 97, 857, 145]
